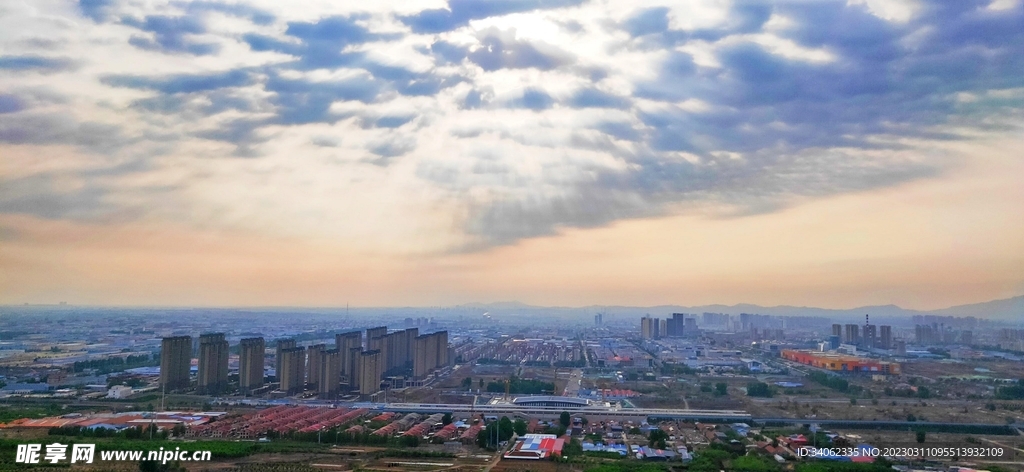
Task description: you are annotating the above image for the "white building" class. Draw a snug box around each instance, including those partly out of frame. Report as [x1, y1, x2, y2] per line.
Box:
[107, 385, 133, 399]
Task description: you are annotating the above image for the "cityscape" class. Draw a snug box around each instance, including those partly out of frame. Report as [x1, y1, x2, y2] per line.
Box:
[2, 0, 1024, 471]
[1, 301, 1023, 470]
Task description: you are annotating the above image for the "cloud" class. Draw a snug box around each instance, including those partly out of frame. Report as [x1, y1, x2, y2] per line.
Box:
[0, 55, 76, 73]
[184, 1, 275, 25]
[373, 115, 415, 129]
[0, 113, 127, 153]
[5, 0, 1022, 253]
[368, 136, 416, 162]
[102, 69, 254, 94]
[593, 121, 640, 141]
[264, 73, 379, 125]
[401, 0, 588, 33]
[121, 14, 219, 55]
[0, 95, 26, 114]
[78, 0, 114, 22]
[511, 88, 555, 110]
[567, 88, 631, 109]
[0, 174, 109, 220]
[468, 27, 574, 71]
[623, 7, 670, 37]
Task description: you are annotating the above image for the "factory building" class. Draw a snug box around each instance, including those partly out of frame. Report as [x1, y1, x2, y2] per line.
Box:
[782, 350, 900, 374]
[160, 336, 192, 392]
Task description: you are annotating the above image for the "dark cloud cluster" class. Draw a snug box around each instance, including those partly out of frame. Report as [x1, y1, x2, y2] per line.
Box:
[0, 113, 127, 153]
[447, 0, 1024, 246]
[0, 55, 76, 73]
[121, 14, 220, 55]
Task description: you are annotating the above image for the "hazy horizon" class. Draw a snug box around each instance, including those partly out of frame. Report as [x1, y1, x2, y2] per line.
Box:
[2, 0, 1023, 309]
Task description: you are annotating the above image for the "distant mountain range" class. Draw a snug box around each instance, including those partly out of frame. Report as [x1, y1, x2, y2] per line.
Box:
[462, 295, 1024, 322]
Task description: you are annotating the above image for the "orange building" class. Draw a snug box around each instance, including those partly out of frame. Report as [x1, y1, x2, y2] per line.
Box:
[782, 350, 900, 374]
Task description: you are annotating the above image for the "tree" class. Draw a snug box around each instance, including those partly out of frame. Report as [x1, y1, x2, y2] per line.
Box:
[479, 378, 484, 389]
[442, 413, 452, 426]
[562, 438, 583, 457]
[476, 428, 489, 449]
[850, 398, 857, 405]
[746, 382, 774, 398]
[559, 411, 571, 428]
[917, 386, 931, 399]
[731, 455, 778, 472]
[462, 377, 472, 389]
[498, 417, 514, 441]
[715, 383, 728, 396]
[916, 430, 926, 444]
[513, 418, 527, 436]
[649, 429, 668, 449]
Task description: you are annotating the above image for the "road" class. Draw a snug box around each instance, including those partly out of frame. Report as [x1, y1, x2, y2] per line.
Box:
[563, 369, 583, 397]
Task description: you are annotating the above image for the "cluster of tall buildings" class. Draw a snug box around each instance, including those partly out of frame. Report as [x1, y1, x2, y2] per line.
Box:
[641, 314, 697, 339]
[160, 327, 451, 399]
[830, 323, 894, 350]
[915, 323, 973, 346]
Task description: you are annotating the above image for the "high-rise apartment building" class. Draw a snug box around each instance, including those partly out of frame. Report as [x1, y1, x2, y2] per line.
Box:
[276, 339, 296, 381]
[347, 346, 363, 390]
[335, 331, 362, 379]
[863, 324, 877, 349]
[319, 349, 341, 399]
[832, 324, 842, 338]
[358, 349, 383, 395]
[844, 324, 860, 345]
[879, 326, 892, 350]
[160, 336, 192, 392]
[366, 326, 388, 373]
[306, 344, 326, 390]
[279, 346, 306, 395]
[197, 333, 229, 395]
[239, 337, 265, 395]
[412, 331, 448, 379]
[640, 316, 655, 340]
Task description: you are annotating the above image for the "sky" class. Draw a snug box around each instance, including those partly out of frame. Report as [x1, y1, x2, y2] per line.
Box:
[1, 0, 1023, 310]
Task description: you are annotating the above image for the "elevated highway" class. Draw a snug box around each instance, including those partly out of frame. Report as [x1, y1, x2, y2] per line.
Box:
[374, 402, 752, 422]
